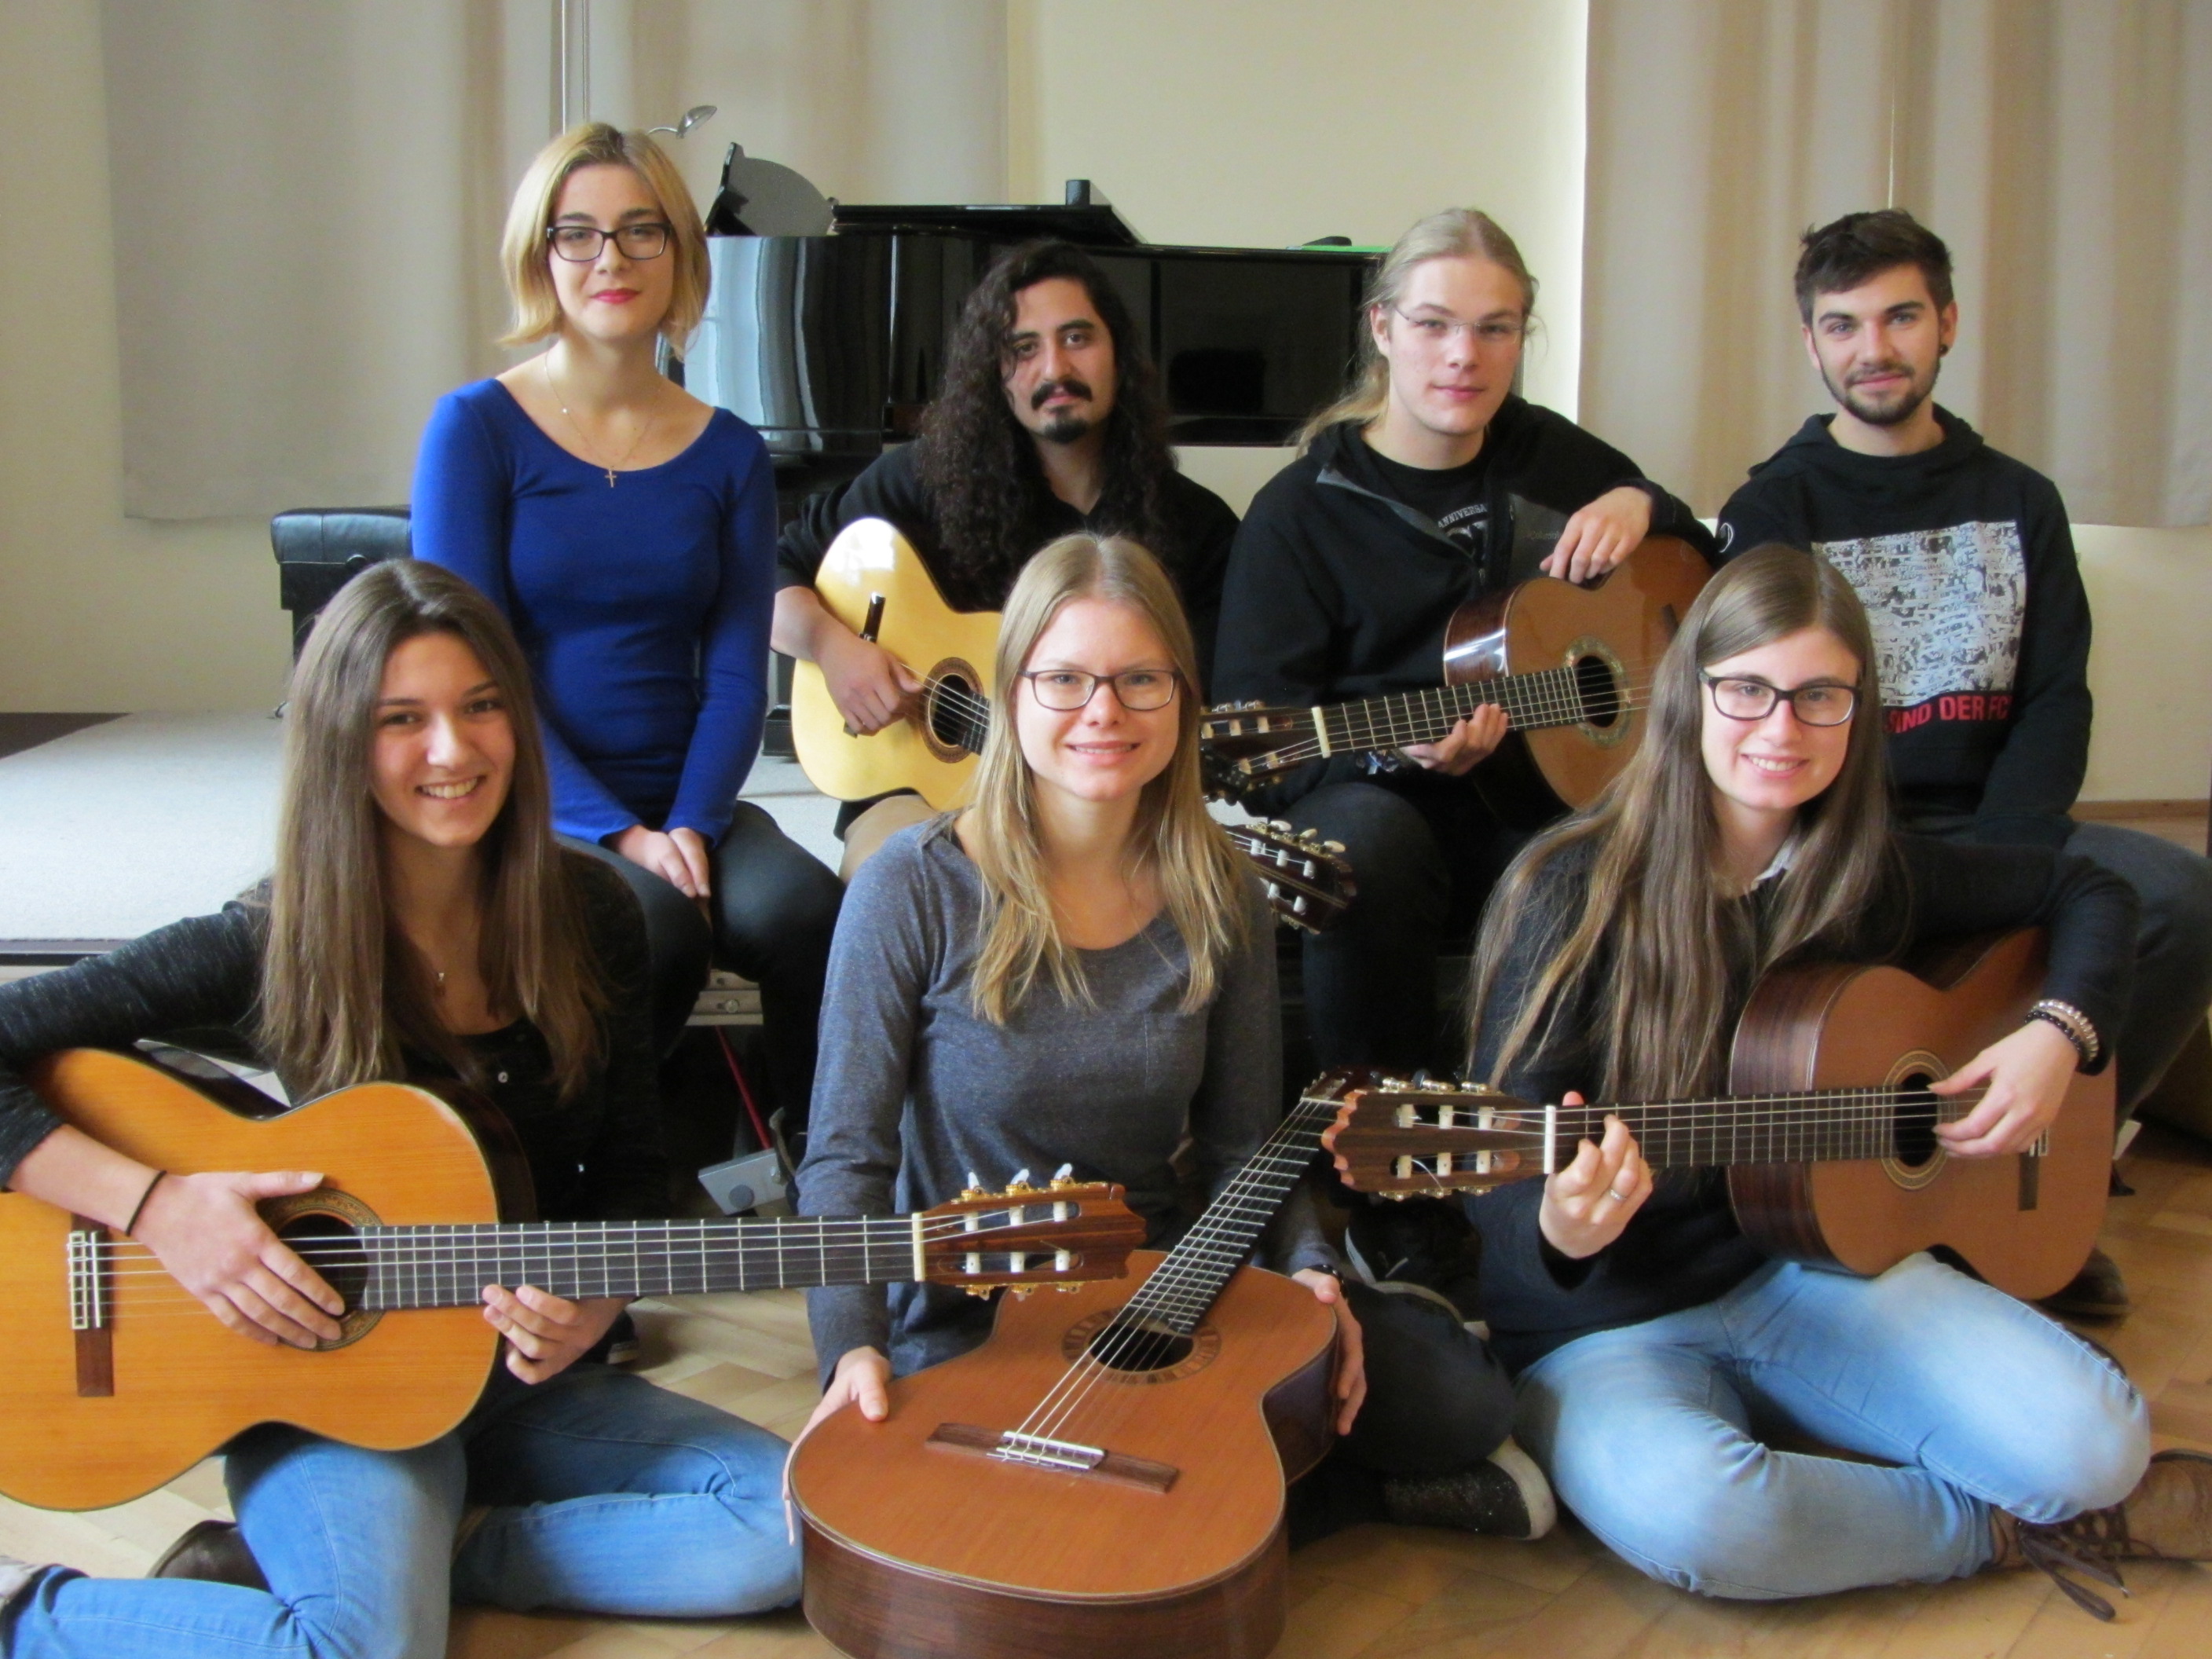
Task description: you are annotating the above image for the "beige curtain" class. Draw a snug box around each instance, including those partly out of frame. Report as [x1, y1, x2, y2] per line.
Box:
[1580, 0, 2212, 527]
[102, 0, 1007, 522]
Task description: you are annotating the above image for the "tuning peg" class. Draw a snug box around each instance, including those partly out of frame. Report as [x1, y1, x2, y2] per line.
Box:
[1004, 1167, 1038, 1195]
[1047, 1163, 1078, 1189]
[1055, 1283, 1083, 1294]
[961, 1172, 987, 1200]
[1006, 1284, 1037, 1300]
[1322, 840, 1346, 855]
[962, 1285, 994, 1298]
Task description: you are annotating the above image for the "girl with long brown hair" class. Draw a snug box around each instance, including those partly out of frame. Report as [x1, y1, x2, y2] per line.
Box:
[1462, 544, 2207, 1613]
[796, 535, 1547, 1543]
[0, 562, 797, 1657]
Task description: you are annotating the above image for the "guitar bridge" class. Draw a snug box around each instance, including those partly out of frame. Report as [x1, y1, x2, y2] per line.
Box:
[66, 1227, 106, 1332]
[925, 1422, 1178, 1492]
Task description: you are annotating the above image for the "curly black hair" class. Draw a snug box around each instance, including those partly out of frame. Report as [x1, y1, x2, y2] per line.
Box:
[915, 240, 1181, 611]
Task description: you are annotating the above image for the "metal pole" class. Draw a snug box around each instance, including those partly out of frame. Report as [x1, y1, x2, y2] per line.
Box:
[555, 0, 591, 132]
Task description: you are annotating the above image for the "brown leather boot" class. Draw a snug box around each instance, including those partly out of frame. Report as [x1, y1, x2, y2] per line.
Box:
[1990, 1450, 2212, 1619]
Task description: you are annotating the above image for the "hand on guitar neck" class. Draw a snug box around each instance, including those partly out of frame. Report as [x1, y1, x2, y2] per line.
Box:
[1400, 701, 1509, 778]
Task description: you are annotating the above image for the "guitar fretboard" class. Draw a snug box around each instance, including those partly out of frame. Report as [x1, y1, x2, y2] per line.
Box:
[1549, 1088, 1972, 1170]
[1320, 664, 1610, 754]
[1117, 1093, 1339, 1335]
[357, 1217, 924, 1310]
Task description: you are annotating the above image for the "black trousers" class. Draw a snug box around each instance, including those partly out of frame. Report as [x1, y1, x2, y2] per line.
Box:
[1284, 770, 1535, 1074]
[1288, 1279, 1517, 1544]
[564, 803, 844, 1137]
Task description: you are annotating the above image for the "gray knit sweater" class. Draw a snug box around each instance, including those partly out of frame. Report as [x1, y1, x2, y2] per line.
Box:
[798, 819, 1332, 1382]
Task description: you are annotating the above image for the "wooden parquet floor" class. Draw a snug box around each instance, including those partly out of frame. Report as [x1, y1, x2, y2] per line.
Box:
[2, 1119, 2207, 1657]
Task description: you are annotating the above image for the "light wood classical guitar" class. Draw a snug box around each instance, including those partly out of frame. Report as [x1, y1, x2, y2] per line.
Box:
[789, 1084, 1354, 1659]
[1199, 534, 1711, 816]
[1320, 931, 2110, 1299]
[0, 1049, 1143, 1512]
[789, 518, 1357, 932]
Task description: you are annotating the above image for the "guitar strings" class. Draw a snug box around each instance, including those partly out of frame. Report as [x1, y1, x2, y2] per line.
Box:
[1236, 670, 1663, 775]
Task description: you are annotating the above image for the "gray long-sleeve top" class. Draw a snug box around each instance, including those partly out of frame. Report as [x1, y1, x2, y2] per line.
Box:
[797, 818, 1332, 1382]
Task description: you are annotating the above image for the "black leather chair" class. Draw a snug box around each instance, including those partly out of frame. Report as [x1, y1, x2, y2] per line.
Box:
[270, 507, 412, 657]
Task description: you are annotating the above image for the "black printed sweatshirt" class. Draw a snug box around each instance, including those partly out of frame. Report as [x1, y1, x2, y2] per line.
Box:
[1716, 410, 2093, 849]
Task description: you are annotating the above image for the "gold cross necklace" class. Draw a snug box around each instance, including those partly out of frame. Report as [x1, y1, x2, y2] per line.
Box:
[545, 353, 653, 486]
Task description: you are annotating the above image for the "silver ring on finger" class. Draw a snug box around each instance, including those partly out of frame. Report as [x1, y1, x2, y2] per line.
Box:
[1606, 1186, 1628, 1203]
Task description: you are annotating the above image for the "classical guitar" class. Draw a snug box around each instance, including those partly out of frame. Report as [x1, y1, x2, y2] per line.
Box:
[1199, 534, 1711, 814]
[1319, 930, 2110, 1300]
[789, 1084, 1352, 1659]
[789, 518, 1357, 932]
[0, 1048, 1142, 1512]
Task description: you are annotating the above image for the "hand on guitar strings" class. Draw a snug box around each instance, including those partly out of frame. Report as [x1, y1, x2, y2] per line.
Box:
[1931, 1018, 2079, 1159]
[481, 1284, 631, 1383]
[133, 1169, 346, 1349]
[1291, 1269, 1368, 1434]
[802, 1345, 894, 1438]
[820, 626, 925, 736]
[1401, 702, 1510, 776]
[1537, 1102, 1652, 1261]
[613, 824, 713, 904]
[1539, 485, 1654, 585]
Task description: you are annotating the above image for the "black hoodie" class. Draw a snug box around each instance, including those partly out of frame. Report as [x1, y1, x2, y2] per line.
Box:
[1214, 403, 1712, 807]
[1716, 409, 2091, 849]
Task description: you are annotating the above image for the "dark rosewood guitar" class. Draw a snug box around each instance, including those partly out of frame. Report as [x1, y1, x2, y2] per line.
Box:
[789, 518, 1357, 932]
[790, 1086, 1352, 1659]
[0, 1049, 1142, 1511]
[1200, 534, 1710, 814]
[1319, 931, 2110, 1299]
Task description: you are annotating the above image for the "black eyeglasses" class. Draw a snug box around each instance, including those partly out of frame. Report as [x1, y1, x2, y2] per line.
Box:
[1701, 673, 1859, 727]
[1020, 668, 1181, 712]
[545, 222, 672, 263]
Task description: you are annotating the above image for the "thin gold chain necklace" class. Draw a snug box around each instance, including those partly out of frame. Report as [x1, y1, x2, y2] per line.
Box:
[544, 353, 653, 486]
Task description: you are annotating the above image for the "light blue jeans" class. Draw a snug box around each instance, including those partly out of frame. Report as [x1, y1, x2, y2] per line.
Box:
[4, 1364, 800, 1658]
[1514, 1254, 2148, 1599]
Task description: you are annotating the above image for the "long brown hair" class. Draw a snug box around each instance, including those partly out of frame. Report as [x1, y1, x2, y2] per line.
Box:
[1297, 207, 1538, 450]
[914, 241, 1181, 611]
[258, 561, 605, 1099]
[965, 534, 1248, 1024]
[1467, 544, 1900, 1101]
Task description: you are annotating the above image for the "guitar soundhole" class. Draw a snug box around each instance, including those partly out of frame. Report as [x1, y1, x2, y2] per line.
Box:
[1891, 1075, 1941, 1170]
[1061, 1309, 1221, 1382]
[259, 1192, 385, 1351]
[921, 657, 989, 763]
[1572, 655, 1622, 729]
[928, 676, 976, 746]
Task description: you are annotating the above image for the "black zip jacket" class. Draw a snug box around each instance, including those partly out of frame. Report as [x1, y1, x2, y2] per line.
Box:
[775, 440, 1240, 690]
[1716, 410, 2092, 849]
[1467, 832, 2134, 1374]
[1212, 405, 1712, 808]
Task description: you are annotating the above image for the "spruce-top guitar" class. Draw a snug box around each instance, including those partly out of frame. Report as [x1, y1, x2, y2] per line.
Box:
[0, 1048, 1141, 1511]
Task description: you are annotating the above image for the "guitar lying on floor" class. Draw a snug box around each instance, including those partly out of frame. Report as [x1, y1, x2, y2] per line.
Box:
[1318, 930, 2110, 1300]
[1200, 534, 1711, 815]
[789, 518, 1356, 932]
[0, 1048, 1142, 1511]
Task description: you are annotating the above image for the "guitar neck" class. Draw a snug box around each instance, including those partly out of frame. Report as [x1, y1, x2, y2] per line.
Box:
[1322, 667, 1587, 754]
[1550, 1087, 1976, 1170]
[1115, 1093, 1339, 1335]
[357, 1216, 928, 1310]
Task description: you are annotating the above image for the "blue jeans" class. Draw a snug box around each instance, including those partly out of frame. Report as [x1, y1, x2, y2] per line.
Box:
[1514, 1254, 2148, 1599]
[4, 1365, 800, 1658]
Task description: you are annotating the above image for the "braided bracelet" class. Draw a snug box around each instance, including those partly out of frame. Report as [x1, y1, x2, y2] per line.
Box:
[2026, 1000, 2100, 1068]
[123, 1170, 166, 1236]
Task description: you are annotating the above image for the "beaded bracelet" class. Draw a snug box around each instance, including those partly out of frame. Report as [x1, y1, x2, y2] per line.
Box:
[2026, 999, 2100, 1068]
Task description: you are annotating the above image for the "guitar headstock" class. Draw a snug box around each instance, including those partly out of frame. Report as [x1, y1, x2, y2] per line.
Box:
[915, 1179, 1144, 1296]
[1198, 701, 1315, 793]
[1225, 819, 1358, 934]
[1318, 1075, 1548, 1197]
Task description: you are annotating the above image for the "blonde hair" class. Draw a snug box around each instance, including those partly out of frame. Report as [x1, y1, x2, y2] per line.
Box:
[965, 535, 1251, 1024]
[1298, 207, 1538, 449]
[499, 123, 709, 352]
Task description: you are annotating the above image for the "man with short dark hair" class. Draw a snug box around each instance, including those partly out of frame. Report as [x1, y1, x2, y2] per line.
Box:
[1719, 208, 2212, 1317]
[773, 240, 1238, 866]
